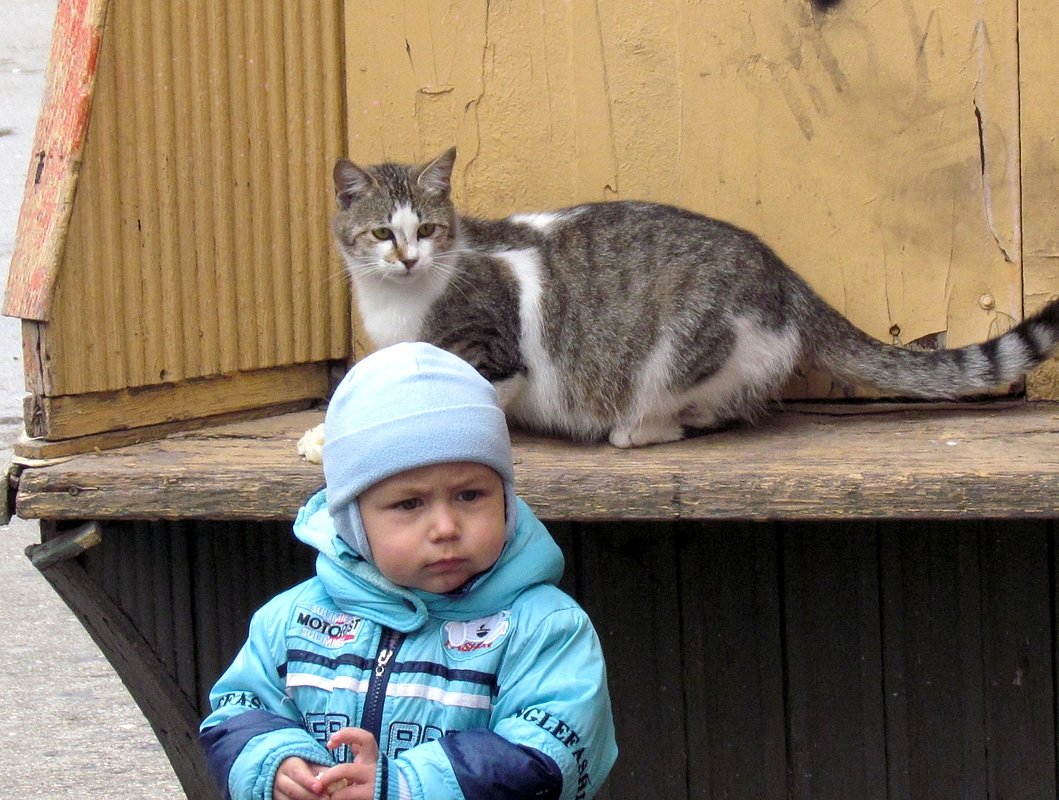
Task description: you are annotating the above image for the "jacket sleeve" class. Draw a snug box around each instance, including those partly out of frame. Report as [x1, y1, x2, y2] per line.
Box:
[199, 593, 335, 800]
[389, 599, 618, 800]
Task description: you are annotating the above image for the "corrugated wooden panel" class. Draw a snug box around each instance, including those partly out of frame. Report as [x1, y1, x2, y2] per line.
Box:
[575, 524, 687, 797]
[81, 519, 315, 717]
[678, 525, 786, 800]
[877, 521, 1057, 799]
[37, 0, 348, 396]
[344, 0, 1022, 381]
[65, 517, 1059, 798]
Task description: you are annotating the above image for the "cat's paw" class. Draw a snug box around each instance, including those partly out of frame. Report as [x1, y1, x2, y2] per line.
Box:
[297, 423, 325, 464]
[608, 422, 685, 448]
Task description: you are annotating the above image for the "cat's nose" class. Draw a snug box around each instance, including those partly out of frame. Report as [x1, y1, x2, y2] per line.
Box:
[401, 258, 418, 271]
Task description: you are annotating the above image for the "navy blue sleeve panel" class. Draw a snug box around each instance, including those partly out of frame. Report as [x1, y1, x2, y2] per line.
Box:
[439, 729, 562, 800]
[200, 709, 306, 799]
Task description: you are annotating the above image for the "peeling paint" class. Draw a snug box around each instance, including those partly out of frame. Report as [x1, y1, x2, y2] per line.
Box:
[342, 0, 1026, 365]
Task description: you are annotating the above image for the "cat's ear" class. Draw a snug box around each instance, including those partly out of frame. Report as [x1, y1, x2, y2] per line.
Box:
[333, 159, 376, 209]
[416, 147, 457, 196]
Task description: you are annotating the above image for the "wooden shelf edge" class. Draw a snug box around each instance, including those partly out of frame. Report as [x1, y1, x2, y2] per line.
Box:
[24, 362, 332, 441]
[11, 401, 1059, 523]
[13, 399, 317, 461]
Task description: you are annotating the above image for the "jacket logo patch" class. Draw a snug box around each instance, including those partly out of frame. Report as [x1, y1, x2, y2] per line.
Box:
[292, 605, 363, 648]
[444, 611, 511, 653]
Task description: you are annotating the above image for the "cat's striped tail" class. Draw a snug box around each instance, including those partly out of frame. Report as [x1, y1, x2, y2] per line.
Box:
[806, 297, 1059, 399]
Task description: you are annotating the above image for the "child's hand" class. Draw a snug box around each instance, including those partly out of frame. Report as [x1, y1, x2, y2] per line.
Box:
[273, 756, 329, 800]
[310, 727, 380, 799]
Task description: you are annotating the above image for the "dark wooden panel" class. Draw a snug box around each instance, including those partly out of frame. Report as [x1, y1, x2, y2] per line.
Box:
[977, 521, 1055, 800]
[187, 521, 315, 714]
[61, 517, 1059, 799]
[82, 520, 315, 716]
[167, 523, 197, 702]
[574, 523, 687, 799]
[546, 521, 580, 599]
[678, 523, 787, 799]
[876, 521, 1056, 800]
[877, 521, 987, 800]
[37, 522, 218, 800]
[781, 523, 888, 800]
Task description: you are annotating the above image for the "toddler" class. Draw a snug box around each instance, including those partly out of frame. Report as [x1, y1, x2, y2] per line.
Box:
[200, 342, 618, 800]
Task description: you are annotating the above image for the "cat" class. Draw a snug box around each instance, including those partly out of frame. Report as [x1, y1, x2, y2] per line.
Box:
[297, 146, 1059, 459]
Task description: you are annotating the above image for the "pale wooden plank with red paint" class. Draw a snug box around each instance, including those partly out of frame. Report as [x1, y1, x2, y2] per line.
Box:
[3, 0, 108, 322]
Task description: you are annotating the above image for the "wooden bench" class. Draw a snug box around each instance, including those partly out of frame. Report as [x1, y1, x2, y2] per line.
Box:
[14, 402, 1059, 521]
[12, 400, 1059, 799]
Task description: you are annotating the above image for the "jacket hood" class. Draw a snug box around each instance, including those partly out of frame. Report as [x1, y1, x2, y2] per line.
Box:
[293, 490, 564, 632]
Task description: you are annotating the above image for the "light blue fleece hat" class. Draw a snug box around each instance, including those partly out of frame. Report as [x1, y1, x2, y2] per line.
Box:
[322, 342, 517, 563]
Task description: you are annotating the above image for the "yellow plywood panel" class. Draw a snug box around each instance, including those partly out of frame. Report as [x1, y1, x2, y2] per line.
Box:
[1021, 0, 1059, 399]
[344, 0, 1021, 373]
[37, 0, 349, 396]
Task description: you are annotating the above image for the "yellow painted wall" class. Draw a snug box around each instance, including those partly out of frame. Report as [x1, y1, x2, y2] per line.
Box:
[1021, 0, 1059, 398]
[345, 0, 1024, 379]
[14, 0, 1059, 414]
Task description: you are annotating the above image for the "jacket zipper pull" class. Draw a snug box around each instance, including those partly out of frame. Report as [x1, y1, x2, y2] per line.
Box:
[375, 647, 393, 677]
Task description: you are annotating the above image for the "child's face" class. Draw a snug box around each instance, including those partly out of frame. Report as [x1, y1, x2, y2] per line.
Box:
[358, 461, 507, 593]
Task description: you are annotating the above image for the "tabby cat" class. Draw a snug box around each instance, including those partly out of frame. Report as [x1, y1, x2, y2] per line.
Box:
[310, 147, 1059, 452]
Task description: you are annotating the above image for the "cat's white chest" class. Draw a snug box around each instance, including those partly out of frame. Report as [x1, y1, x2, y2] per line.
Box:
[353, 276, 447, 347]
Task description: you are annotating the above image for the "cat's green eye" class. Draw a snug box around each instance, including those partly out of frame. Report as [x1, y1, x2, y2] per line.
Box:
[370, 227, 393, 241]
[417, 223, 437, 238]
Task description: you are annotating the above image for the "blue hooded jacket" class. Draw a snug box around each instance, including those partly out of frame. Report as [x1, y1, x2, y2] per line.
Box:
[200, 490, 618, 800]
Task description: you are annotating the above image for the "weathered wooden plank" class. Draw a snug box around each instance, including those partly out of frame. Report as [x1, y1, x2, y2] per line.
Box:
[2, 0, 108, 323]
[26, 519, 101, 570]
[30, 521, 218, 800]
[678, 523, 786, 799]
[13, 399, 314, 460]
[22, 363, 330, 441]
[782, 524, 887, 800]
[575, 525, 686, 798]
[12, 403, 1059, 522]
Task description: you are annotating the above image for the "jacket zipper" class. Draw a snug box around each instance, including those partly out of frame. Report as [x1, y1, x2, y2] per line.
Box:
[360, 627, 404, 742]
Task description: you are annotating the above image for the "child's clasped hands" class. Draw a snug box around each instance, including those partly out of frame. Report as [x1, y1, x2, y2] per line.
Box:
[273, 727, 378, 800]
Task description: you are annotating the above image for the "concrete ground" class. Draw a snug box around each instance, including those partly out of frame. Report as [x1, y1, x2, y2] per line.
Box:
[0, 1, 184, 795]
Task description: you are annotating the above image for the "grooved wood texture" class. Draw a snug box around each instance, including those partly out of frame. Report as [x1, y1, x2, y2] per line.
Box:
[27, 1, 349, 397]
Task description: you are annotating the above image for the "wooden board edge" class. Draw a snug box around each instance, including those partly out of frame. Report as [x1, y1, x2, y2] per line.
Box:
[12, 403, 1059, 522]
[26, 362, 331, 440]
[12, 399, 317, 461]
[28, 520, 219, 799]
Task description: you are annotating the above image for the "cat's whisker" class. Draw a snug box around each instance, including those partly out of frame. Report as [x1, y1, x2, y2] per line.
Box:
[430, 263, 474, 301]
[434, 247, 479, 258]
